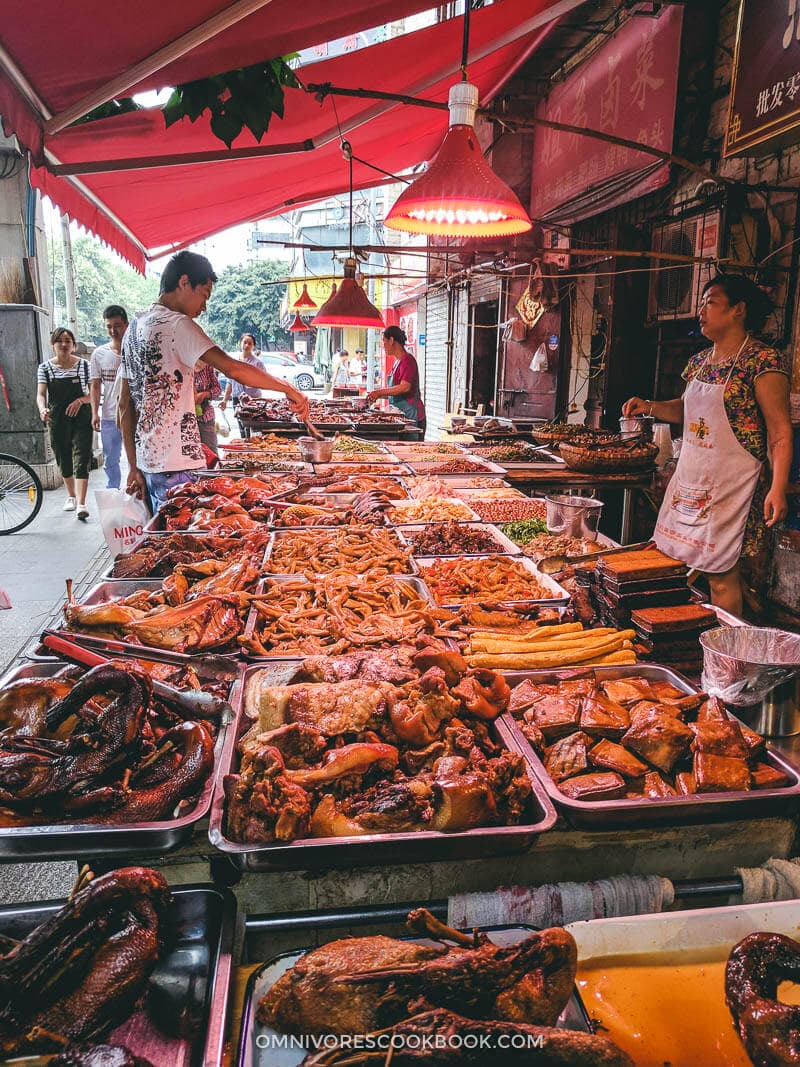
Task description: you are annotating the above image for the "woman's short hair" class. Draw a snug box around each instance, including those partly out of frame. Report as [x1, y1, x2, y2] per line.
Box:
[50, 326, 76, 346]
[383, 325, 407, 346]
[702, 274, 773, 333]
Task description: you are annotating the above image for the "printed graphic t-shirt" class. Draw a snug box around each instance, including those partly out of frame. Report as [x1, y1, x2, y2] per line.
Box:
[120, 304, 214, 474]
[88, 343, 122, 420]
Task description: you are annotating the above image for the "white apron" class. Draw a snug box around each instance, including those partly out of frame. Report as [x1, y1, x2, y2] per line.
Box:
[654, 342, 762, 574]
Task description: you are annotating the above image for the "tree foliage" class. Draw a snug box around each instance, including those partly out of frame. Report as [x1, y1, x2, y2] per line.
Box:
[49, 235, 159, 343]
[201, 259, 292, 352]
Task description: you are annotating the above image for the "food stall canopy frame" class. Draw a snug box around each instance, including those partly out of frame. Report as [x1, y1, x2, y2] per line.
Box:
[0, 0, 577, 270]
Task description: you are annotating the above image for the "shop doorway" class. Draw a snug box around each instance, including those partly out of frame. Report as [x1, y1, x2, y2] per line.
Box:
[468, 301, 499, 414]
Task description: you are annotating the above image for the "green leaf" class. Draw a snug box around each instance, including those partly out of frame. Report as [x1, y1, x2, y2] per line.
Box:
[210, 109, 243, 148]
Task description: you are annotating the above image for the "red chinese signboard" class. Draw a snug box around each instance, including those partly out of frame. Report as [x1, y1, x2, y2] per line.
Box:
[725, 0, 800, 156]
[530, 6, 682, 220]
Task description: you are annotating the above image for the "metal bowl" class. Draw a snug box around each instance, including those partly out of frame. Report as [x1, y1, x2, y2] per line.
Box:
[297, 436, 334, 462]
[545, 493, 604, 538]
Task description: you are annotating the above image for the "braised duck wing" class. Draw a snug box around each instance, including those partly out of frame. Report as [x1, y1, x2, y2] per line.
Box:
[302, 1008, 635, 1066]
[0, 867, 169, 1055]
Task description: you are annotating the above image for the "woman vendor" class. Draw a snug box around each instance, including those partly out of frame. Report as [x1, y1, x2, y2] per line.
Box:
[623, 274, 792, 615]
[367, 325, 426, 433]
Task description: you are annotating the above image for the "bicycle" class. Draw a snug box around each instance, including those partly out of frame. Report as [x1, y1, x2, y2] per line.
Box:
[0, 453, 43, 534]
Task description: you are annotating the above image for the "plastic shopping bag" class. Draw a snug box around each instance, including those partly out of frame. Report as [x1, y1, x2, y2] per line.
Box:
[94, 488, 150, 558]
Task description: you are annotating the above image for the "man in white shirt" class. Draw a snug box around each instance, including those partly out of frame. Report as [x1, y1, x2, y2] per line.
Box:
[119, 251, 310, 513]
[89, 304, 127, 489]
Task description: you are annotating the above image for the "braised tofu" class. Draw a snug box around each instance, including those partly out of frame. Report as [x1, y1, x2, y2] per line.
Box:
[649, 680, 688, 702]
[675, 770, 697, 795]
[696, 695, 728, 722]
[622, 711, 693, 774]
[544, 732, 590, 782]
[580, 693, 630, 739]
[751, 763, 792, 790]
[589, 738, 649, 779]
[508, 679, 557, 714]
[558, 771, 626, 801]
[691, 718, 749, 759]
[525, 695, 580, 741]
[693, 752, 751, 792]
[601, 677, 657, 705]
[556, 678, 596, 699]
[739, 723, 766, 756]
[642, 770, 678, 798]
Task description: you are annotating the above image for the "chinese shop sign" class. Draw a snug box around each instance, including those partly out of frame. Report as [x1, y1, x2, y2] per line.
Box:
[725, 0, 800, 156]
[530, 5, 682, 219]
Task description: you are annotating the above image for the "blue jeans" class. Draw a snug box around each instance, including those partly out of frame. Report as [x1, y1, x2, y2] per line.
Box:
[100, 418, 122, 489]
[143, 470, 200, 515]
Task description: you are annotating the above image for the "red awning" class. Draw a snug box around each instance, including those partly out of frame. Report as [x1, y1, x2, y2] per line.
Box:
[1, 0, 576, 269]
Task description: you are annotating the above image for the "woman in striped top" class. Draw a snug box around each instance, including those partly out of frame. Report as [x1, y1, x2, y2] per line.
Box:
[36, 327, 94, 519]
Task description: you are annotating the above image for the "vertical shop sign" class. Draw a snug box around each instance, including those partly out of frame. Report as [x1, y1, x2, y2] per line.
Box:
[725, 0, 800, 156]
[531, 5, 682, 219]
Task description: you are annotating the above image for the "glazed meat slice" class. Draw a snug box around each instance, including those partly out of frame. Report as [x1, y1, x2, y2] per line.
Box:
[524, 696, 580, 741]
[622, 711, 693, 774]
[751, 763, 792, 790]
[739, 723, 765, 757]
[649, 679, 688, 702]
[675, 770, 696, 795]
[508, 680, 557, 715]
[642, 770, 677, 798]
[601, 677, 657, 705]
[691, 719, 749, 759]
[589, 739, 648, 779]
[248, 681, 391, 735]
[696, 696, 728, 722]
[693, 752, 751, 793]
[559, 772, 626, 801]
[298, 648, 419, 685]
[580, 693, 630, 739]
[556, 678, 596, 699]
[544, 732, 590, 782]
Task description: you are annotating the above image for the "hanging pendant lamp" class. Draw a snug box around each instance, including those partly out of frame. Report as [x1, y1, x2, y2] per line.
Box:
[311, 140, 384, 329]
[292, 283, 317, 310]
[384, 3, 531, 239]
[312, 258, 384, 328]
[288, 311, 310, 332]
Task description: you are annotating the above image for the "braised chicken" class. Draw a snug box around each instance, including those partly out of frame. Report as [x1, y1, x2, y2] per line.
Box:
[258, 913, 578, 1036]
[726, 932, 800, 1067]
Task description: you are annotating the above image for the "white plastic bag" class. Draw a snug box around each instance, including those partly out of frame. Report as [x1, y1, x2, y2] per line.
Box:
[94, 489, 150, 558]
[529, 343, 549, 373]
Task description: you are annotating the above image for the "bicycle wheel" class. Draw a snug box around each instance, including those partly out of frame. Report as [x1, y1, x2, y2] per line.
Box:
[0, 454, 43, 534]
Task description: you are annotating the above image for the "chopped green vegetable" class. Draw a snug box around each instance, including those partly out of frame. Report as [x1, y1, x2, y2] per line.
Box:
[501, 518, 549, 545]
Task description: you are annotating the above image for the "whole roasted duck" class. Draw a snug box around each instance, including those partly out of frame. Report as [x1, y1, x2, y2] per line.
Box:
[258, 909, 577, 1036]
[0, 867, 170, 1055]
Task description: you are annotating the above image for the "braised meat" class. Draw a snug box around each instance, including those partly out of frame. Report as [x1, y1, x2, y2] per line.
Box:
[621, 711, 693, 774]
[600, 677, 656, 705]
[726, 932, 800, 1067]
[751, 764, 792, 789]
[589, 739, 648, 779]
[675, 770, 696, 794]
[691, 719, 749, 758]
[247, 681, 392, 736]
[558, 772, 626, 801]
[580, 693, 630, 738]
[544, 732, 590, 782]
[508, 680, 556, 714]
[524, 696, 580, 741]
[259, 920, 578, 1036]
[297, 647, 422, 685]
[224, 740, 311, 843]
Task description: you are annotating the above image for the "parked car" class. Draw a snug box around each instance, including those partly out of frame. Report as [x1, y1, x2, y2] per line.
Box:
[258, 351, 324, 391]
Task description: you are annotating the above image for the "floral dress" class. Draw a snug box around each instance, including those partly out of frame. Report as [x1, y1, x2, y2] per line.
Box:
[681, 338, 788, 580]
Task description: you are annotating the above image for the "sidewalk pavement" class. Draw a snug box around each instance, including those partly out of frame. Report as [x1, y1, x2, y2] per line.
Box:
[0, 470, 113, 904]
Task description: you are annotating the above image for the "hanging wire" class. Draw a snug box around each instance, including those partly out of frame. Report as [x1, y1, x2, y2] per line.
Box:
[460, 0, 471, 81]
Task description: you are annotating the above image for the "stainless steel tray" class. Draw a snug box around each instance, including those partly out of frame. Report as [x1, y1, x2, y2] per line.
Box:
[503, 664, 800, 828]
[0, 661, 235, 859]
[415, 553, 570, 609]
[395, 521, 522, 559]
[405, 474, 510, 489]
[314, 458, 412, 472]
[209, 664, 556, 870]
[105, 532, 271, 579]
[263, 526, 419, 577]
[0, 884, 235, 1067]
[407, 454, 507, 476]
[387, 498, 483, 525]
[241, 575, 434, 661]
[237, 924, 587, 1067]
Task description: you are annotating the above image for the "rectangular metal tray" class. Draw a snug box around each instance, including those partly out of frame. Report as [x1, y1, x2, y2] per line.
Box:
[406, 454, 507, 476]
[415, 553, 570, 609]
[105, 531, 271, 580]
[453, 486, 528, 499]
[0, 884, 235, 1067]
[502, 664, 800, 828]
[0, 661, 235, 860]
[314, 460, 414, 475]
[386, 498, 483, 525]
[209, 663, 556, 870]
[241, 575, 435, 661]
[395, 521, 522, 559]
[237, 924, 587, 1067]
[263, 526, 419, 576]
[404, 473, 510, 490]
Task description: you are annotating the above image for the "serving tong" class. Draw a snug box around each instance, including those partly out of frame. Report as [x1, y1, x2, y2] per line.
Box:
[536, 539, 655, 574]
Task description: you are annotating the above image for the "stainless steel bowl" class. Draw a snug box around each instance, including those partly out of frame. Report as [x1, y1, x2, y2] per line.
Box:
[619, 415, 654, 440]
[297, 436, 334, 462]
[545, 493, 604, 538]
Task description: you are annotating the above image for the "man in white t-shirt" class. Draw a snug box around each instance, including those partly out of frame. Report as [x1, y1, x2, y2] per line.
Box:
[89, 304, 127, 489]
[119, 251, 310, 513]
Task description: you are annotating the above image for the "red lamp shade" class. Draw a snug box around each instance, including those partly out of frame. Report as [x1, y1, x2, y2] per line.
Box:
[312, 259, 384, 328]
[292, 283, 317, 309]
[288, 312, 310, 332]
[384, 82, 532, 238]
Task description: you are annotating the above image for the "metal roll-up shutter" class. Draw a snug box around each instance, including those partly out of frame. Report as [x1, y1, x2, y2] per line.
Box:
[421, 289, 450, 438]
[450, 283, 470, 412]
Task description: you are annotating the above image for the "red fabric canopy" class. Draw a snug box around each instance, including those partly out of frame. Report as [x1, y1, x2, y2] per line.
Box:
[1, 0, 572, 269]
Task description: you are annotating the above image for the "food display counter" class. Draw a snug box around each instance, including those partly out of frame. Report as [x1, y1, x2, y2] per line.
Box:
[2, 427, 799, 1067]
